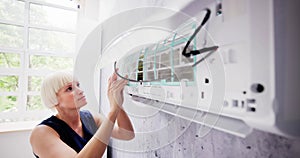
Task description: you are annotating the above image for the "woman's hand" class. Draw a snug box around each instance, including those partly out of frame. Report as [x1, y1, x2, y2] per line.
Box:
[107, 69, 128, 112]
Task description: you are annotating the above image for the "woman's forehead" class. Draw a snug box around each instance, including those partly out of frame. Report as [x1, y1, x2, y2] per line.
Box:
[64, 81, 79, 86]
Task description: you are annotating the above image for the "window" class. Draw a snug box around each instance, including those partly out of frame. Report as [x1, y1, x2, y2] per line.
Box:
[0, 0, 78, 123]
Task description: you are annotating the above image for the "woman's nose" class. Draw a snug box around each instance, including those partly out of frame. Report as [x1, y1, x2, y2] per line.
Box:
[74, 86, 84, 94]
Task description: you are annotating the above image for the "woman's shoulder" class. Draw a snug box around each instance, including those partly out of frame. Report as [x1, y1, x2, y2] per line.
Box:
[31, 124, 58, 136]
[30, 123, 60, 148]
[31, 116, 60, 140]
[31, 115, 60, 136]
[30, 121, 75, 158]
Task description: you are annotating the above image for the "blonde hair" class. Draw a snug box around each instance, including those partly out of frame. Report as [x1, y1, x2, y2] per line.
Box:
[40, 71, 74, 109]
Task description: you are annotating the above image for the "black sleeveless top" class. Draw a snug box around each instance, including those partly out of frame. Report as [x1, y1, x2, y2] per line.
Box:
[34, 110, 98, 158]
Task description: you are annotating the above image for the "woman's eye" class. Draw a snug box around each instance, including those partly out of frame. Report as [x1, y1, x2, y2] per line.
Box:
[66, 87, 73, 91]
[77, 83, 80, 87]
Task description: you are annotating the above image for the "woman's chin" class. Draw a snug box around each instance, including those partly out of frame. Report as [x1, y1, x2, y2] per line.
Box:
[76, 101, 87, 109]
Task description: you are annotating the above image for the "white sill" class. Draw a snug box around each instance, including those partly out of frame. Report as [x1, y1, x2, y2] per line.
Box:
[0, 120, 40, 133]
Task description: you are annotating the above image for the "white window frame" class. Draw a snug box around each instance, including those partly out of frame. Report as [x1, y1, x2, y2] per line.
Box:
[0, 0, 78, 127]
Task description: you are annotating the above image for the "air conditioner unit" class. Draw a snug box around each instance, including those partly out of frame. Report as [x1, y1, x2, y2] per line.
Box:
[78, 0, 300, 138]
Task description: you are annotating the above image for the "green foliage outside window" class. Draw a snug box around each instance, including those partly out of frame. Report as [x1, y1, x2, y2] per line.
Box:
[0, 96, 17, 112]
[30, 55, 73, 71]
[27, 95, 44, 111]
[0, 76, 18, 92]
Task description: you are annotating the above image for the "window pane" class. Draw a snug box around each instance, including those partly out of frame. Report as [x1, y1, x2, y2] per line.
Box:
[0, 52, 20, 68]
[0, 0, 24, 22]
[0, 75, 19, 92]
[29, 28, 76, 52]
[27, 95, 44, 110]
[0, 96, 18, 112]
[0, 24, 24, 49]
[30, 4, 77, 31]
[28, 76, 43, 91]
[29, 55, 73, 71]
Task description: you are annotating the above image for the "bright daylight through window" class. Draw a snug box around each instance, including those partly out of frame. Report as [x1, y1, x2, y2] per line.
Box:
[0, 0, 78, 123]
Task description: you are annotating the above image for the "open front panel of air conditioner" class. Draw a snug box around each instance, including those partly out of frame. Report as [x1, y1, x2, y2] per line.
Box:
[115, 7, 251, 137]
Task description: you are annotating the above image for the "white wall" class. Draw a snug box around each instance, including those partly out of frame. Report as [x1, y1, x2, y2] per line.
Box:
[0, 130, 34, 158]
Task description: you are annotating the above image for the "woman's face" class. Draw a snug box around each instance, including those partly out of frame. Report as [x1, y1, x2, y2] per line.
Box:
[56, 81, 87, 110]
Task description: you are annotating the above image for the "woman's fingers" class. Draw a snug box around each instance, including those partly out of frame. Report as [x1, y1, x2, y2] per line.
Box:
[112, 73, 117, 81]
[108, 69, 118, 89]
[112, 68, 118, 81]
[107, 75, 128, 108]
[110, 79, 127, 92]
[108, 72, 127, 93]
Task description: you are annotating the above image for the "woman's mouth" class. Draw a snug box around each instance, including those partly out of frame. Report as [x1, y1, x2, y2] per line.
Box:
[78, 96, 86, 101]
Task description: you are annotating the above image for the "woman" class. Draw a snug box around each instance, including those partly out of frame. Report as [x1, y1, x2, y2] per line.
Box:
[30, 71, 135, 158]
